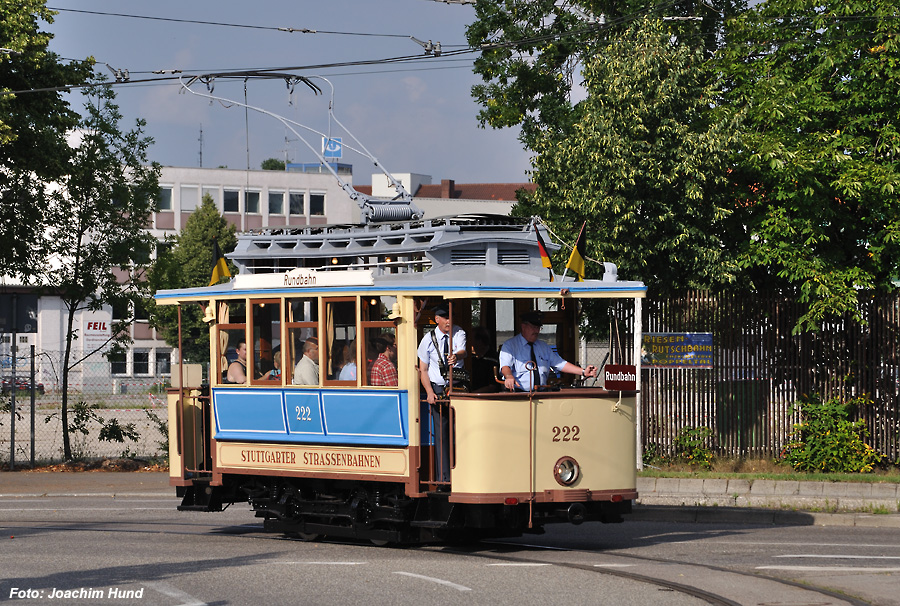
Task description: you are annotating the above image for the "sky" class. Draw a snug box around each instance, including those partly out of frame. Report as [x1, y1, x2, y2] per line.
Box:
[42, 0, 532, 185]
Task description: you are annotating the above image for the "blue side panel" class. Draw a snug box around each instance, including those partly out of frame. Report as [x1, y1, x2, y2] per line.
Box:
[212, 388, 409, 446]
[323, 392, 405, 439]
[214, 389, 286, 433]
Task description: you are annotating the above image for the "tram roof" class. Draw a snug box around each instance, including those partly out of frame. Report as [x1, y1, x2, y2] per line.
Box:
[155, 214, 646, 304]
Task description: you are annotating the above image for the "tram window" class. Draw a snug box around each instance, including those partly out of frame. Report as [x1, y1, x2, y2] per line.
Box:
[287, 297, 320, 386]
[361, 296, 397, 387]
[364, 327, 397, 387]
[324, 298, 357, 383]
[251, 300, 281, 384]
[218, 326, 248, 384]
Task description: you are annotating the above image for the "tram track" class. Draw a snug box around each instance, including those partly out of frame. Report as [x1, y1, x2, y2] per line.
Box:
[467, 539, 872, 606]
[3, 514, 874, 605]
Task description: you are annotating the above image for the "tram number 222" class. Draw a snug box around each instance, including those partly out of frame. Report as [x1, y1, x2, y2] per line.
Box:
[551, 425, 580, 442]
[296, 406, 313, 422]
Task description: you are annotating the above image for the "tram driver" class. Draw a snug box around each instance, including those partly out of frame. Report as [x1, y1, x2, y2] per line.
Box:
[500, 311, 597, 391]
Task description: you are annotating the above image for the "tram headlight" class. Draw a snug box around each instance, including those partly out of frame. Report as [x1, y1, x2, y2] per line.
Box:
[553, 456, 580, 487]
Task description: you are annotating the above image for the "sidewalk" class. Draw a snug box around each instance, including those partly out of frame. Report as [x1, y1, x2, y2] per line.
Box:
[634, 476, 900, 528]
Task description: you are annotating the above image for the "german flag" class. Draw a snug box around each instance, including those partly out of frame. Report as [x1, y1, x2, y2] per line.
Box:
[209, 240, 232, 286]
[535, 227, 554, 282]
[565, 222, 587, 282]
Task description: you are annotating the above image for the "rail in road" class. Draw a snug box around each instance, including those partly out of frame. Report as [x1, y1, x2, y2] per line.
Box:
[3, 491, 896, 605]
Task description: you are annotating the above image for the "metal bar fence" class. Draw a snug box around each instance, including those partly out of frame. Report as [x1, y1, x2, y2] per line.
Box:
[641, 291, 900, 462]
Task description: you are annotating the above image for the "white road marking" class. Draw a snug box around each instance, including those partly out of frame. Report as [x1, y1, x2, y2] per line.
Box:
[774, 553, 900, 560]
[277, 562, 366, 565]
[146, 581, 207, 606]
[394, 572, 472, 592]
[700, 540, 900, 549]
[487, 563, 550, 567]
[757, 566, 900, 572]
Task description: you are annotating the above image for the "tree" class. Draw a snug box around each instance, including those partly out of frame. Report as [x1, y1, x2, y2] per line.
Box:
[516, 18, 739, 294]
[39, 82, 160, 460]
[148, 194, 237, 364]
[465, 0, 744, 151]
[717, 0, 900, 330]
[0, 0, 92, 278]
[260, 157, 285, 171]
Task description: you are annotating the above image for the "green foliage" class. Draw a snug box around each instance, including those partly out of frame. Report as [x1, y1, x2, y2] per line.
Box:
[717, 0, 900, 331]
[148, 194, 237, 363]
[0, 0, 93, 278]
[260, 157, 285, 171]
[783, 395, 883, 473]
[673, 426, 715, 470]
[520, 18, 740, 295]
[97, 417, 139, 444]
[145, 409, 169, 455]
[466, 0, 743, 150]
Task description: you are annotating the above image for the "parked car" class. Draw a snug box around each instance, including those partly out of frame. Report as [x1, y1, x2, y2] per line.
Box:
[1, 376, 45, 395]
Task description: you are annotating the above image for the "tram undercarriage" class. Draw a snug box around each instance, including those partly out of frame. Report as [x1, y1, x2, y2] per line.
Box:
[176, 475, 630, 544]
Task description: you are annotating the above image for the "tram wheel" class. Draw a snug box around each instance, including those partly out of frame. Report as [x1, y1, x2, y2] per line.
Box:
[370, 538, 391, 547]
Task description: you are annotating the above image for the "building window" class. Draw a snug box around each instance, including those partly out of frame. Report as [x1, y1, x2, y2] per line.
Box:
[246, 191, 260, 214]
[112, 300, 130, 321]
[134, 350, 150, 375]
[269, 191, 284, 215]
[180, 185, 199, 211]
[289, 191, 304, 216]
[202, 187, 220, 205]
[155, 350, 171, 375]
[110, 352, 127, 375]
[310, 193, 325, 216]
[223, 189, 240, 213]
[157, 186, 173, 211]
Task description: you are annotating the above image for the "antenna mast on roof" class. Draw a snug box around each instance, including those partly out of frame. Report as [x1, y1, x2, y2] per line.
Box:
[179, 74, 423, 224]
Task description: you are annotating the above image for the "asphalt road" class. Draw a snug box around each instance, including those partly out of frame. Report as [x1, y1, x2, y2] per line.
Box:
[2, 476, 898, 606]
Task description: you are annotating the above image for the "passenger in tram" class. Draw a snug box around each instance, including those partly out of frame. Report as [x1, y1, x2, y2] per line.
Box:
[292, 337, 319, 385]
[500, 311, 597, 391]
[226, 340, 248, 383]
[261, 347, 282, 380]
[338, 339, 357, 380]
[329, 341, 347, 379]
[369, 333, 398, 387]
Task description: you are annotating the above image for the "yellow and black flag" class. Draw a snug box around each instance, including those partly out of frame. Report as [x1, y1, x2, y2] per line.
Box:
[209, 240, 232, 286]
[565, 222, 587, 282]
[534, 227, 554, 282]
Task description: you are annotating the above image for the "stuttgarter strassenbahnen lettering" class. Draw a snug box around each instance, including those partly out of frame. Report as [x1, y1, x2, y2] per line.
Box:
[240, 448, 382, 469]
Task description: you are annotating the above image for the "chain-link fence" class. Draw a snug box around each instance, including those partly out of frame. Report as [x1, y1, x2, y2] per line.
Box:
[1, 349, 169, 466]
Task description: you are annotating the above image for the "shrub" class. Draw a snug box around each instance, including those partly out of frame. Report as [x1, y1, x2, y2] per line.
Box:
[782, 395, 882, 473]
[673, 426, 714, 470]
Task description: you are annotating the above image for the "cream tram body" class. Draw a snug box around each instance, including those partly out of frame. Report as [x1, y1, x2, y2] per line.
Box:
[158, 218, 644, 541]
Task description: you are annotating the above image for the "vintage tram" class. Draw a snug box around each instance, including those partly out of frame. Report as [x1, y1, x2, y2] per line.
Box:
[157, 212, 644, 543]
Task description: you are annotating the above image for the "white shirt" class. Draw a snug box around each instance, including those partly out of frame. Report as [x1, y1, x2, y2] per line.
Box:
[338, 361, 357, 381]
[417, 325, 466, 386]
[499, 333, 567, 391]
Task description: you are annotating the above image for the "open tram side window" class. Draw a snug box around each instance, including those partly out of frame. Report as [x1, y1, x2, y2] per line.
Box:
[287, 297, 320, 386]
[362, 295, 397, 387]
[324, 298, 357, 385]
[250, 299, 281, 385]
[216, 300, 247, 385]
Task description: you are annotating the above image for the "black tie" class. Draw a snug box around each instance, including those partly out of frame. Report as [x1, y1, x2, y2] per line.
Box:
[442, 334, 449, 358]
[529, 342, 539, 389]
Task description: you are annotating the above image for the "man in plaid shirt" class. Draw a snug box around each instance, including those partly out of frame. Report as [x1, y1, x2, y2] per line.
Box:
[369, 333, 398, 386]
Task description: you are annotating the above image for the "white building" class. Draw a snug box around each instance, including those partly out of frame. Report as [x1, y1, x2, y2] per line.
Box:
[1, 164, 531, 391]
